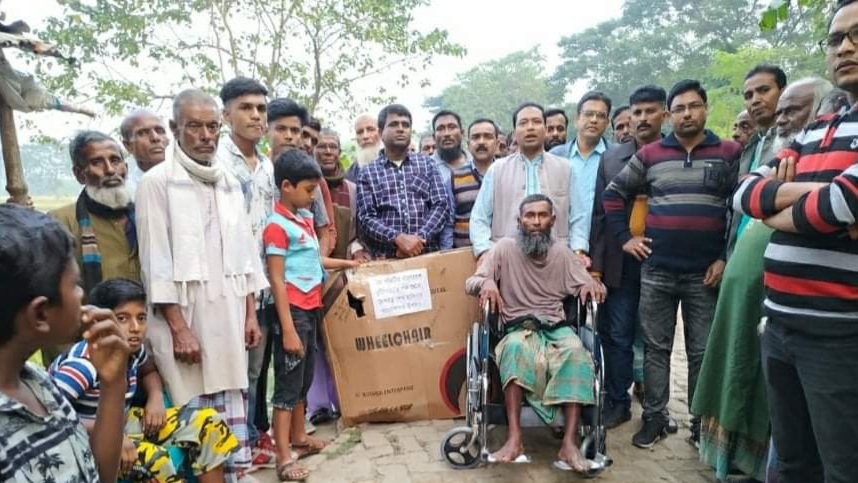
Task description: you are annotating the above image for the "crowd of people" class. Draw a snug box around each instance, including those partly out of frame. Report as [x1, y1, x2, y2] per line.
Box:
[3, 1, 858, 482]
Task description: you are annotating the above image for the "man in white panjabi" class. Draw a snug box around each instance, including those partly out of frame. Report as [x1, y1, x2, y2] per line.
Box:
[136, 89, 266, 483]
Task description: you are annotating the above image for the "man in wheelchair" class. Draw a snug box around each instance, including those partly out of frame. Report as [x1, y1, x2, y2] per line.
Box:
[465, 193, 605, 473]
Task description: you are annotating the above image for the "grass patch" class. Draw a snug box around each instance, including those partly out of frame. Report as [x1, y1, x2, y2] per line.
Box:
[327, 427, 362, 459]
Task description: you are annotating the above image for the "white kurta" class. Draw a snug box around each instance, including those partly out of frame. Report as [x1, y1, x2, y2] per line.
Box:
[136, 155, 268, 406]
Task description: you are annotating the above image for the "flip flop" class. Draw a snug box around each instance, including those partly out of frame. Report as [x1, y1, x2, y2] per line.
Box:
[487, 453, 531, 464]
[553, 458, 594, 473]
[292, 439, 328, 460]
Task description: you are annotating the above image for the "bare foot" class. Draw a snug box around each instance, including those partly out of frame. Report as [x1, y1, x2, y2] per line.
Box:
[490, 436, 524, 463]
[558, 441, 590, 473]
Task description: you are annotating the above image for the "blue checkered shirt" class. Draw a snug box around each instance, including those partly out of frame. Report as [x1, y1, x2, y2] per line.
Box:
[356, 151, 452, 258]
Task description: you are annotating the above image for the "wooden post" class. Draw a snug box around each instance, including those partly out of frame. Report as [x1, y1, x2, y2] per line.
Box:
[0, 49, 30, 206]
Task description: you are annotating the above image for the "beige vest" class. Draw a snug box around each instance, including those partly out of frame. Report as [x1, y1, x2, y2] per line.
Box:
[490, 151, 571, 245]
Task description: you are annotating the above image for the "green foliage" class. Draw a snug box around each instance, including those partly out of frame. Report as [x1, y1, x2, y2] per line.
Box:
[423, 48, 562, 134]
[34, 0, 464, 119]
[760, 0, 823, 30]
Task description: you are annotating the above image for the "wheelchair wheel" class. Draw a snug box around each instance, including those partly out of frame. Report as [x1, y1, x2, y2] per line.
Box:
[440, 427, 481, 469]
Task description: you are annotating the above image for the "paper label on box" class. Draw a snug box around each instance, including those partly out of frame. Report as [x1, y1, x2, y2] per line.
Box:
[368, 268, 432, 319]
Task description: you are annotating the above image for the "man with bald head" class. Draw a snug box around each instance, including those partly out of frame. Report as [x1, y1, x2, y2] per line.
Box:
[120, 109, 169, 198]
[346, 113, 382, 183]
[772, 78, 836, 153]
[136, 89, 267, 482]
[732, 110, 755, 147]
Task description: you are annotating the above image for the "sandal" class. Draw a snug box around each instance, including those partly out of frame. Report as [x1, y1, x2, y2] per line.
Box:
[276, 461, 310, 482]
[292, 437, 328, 460]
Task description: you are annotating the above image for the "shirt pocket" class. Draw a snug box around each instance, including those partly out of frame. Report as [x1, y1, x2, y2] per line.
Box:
[410, 175, 431, 201]
[702, 161, 730, 195]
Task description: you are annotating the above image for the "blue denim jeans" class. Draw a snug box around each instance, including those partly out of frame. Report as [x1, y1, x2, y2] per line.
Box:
[600, 256, 641, 409]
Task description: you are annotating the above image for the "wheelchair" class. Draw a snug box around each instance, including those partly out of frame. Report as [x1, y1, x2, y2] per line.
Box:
[439, 298, 612, 478]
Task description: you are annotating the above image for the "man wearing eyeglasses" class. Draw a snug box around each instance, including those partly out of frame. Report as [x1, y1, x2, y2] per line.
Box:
[136, 89, 268, 481]
[550, 91, 612, 264]
[603, 79, 741, 449]
[731, 2, 858, 481]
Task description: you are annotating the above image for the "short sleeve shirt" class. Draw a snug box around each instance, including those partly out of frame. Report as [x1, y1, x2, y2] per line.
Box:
[49, 341, 149, 420]
[263, 202, 324, 310]
[0, 364, 99, 483]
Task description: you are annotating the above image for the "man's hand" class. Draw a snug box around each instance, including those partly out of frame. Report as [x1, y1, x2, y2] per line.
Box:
[704, 260, 726, 288]
[282, 330, 305, 358]
[773, 156, 797, 182]
[574, 252, 592, 269]
[245, 311, 262, 349]
[170, 326, 201, 364]
[580, 278, 607, 304]
[81, 306, 131, 385]
[394, 234, 425, 258]
[622, 236, 652, 261]
[143, 397, 167, 437]
[120, 437, 137, 476]
[479, 287, 504, 314]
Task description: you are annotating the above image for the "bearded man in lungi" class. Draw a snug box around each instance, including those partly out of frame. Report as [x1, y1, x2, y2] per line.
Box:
[465, 193, 605, 473]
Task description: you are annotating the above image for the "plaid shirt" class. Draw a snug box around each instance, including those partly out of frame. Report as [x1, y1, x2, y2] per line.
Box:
[357, 151, 451, 258]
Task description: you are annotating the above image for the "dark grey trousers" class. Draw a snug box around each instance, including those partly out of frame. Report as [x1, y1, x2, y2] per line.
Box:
[639, 266, 717, 424]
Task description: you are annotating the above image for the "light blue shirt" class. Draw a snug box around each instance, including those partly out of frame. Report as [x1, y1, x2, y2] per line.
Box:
[551, 138, 607, 244]
[469, 152, 588, 256]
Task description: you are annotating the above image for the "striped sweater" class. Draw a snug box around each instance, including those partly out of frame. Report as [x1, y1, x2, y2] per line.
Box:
[603, 131, 742, 273]
[732, 109, 858, 333]
[451, 163, 485, 247]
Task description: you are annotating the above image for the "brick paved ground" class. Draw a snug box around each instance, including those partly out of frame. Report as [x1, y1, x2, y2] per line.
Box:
[255, 318, 722, 483]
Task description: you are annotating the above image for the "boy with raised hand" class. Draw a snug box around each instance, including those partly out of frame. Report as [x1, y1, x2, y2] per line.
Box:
[0, 204, 130, 483]
[263, 149, 360, 481]
[50, 278, 239, 483]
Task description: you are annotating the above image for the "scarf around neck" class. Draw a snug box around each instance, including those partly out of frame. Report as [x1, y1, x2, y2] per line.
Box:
[75, 189, 136, 295]
[173, 144, 224, 184]
[323, 163, 346, 187]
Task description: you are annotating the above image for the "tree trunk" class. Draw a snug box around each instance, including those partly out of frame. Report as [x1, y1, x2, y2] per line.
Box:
[0, 50, 30, 207]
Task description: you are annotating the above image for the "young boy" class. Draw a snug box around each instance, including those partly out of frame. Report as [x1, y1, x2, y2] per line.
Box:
[263, 149, 359, 481]
[49, 278, 239, 483]
[0, 204, 130, 483]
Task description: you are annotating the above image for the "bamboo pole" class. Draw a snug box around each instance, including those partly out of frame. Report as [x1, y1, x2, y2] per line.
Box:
[0, 49, 30, 206]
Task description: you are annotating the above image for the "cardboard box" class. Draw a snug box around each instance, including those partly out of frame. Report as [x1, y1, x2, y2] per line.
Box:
[323, 248, 479, 426]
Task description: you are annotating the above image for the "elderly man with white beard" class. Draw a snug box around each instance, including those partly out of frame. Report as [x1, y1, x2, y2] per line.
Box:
[771, 78, 839, 154]
[345, 113, 383, 183]
[44, 130, 141, 363]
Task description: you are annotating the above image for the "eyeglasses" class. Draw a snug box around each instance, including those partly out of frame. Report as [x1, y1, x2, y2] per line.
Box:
[819, 25, 858, 53]
[670, 102, 705, 115]
[580, 111, 608, 121]
[182, 122, 221, 135]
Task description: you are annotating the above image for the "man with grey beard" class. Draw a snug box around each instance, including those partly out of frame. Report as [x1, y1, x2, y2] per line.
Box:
[346, 113, 383, 183]
[466, 194, 604, 473]
[772, 78, 838, 154]
[44, 130, 140, 364]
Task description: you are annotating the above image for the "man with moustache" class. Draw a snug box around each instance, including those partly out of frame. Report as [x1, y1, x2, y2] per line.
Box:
[771, 78, 836, 154]
[451, 118, 499, 247]
[732, 110, 756, 147]
[419, 133, 436, 157]
[44, 131, 141, 364]
[590, 85, 668, 429]
[315, 128, 358, 259]
[121, 109, 169, 199]
[471, 102, 590, 261]
[611, 106, 633, 144]
[496, 131, 509, 158]
[551, 91, 612, 247]
[725, 65, 787, 257]
[356, 104, 451, 258]
[346, 113, 383, 183]
[466, 194, 604, 472]
[732, 4, 858, 476]
[302, 116, 321, 155]
[605, 80, 741, 448]
[136, 89, 266, 482]
[432, 110, 474, 181]
[544, 108, 569, 151]
[217, 76, 278, 470]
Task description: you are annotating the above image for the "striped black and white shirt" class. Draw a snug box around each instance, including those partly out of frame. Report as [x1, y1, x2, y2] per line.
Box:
[732, 107, 858, 334]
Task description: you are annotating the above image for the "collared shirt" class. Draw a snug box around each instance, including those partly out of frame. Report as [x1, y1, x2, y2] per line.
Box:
[356, 151, 451, 258]
[263, 202, 323, 310]
[218, 134, 275, 254]
[126, 160, 145, 200]
[49, 341, 149, 420]
[470, 152, 588, 255]
[551, 138, 608, 243]
[0, 364, 99, 483]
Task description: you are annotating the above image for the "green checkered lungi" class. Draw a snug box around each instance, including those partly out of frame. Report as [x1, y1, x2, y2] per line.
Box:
[496, 324, 596, 425]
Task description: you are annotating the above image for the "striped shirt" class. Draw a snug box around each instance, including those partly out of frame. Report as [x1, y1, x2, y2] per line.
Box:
[49, 340, 148, 419]
[732, 108, 858, 332]
[1, 363, 99, 483]
[603, 131, 742, 273]
[451, 163, 485, 248]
